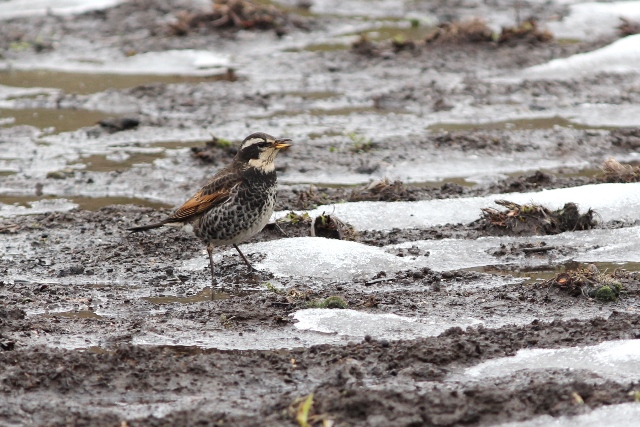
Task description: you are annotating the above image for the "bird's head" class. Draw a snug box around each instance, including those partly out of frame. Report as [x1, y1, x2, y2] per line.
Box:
[236, 132, 292, 173]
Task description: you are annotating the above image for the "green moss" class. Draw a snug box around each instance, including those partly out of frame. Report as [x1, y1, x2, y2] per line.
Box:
[262, 282, 283, 294]
[307, 295, 348, 309]
[278, 211, 311, 225]
[215, 137, 233, 148]
[594, 284, 620, 302]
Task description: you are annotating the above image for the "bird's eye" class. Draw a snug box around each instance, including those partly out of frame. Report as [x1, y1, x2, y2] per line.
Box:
[258, 140, 270, 148]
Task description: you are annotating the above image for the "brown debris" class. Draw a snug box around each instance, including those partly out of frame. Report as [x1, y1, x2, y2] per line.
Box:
[391, 36, 416, 52]
[497, 19, 553, 45]
[310, 213, 356, 240]
[544, 264, 626, 301]
[425, 18, 493, 44]
[474, 200, 596, 236]
[599, 158, 640, 183]
[168, 0, 296, 36]
[618, 17, 640, 37]
[349, 178, 412, 202]
[0, 222, 20, 234]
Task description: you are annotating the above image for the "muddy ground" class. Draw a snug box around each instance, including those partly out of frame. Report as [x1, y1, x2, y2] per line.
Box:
[2, 0, 640, 426]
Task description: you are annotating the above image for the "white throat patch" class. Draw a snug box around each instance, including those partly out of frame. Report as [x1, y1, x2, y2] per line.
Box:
[248, 149, 276, 172]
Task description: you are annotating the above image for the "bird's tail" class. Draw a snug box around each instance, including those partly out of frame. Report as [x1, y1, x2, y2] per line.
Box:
[127, 221, 169, 233]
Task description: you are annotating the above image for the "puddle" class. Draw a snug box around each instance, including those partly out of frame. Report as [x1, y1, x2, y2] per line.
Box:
[0, 107, 115, 133]
[288, 42, 351, 53]
[457, 339, 640, 383]
[258, 105, 409, 119]
[72, 196, 171, 211]
[474, 261, 640, 285]
[147, 140, 208, 150]
[0, 69, 236, 95]
[46, 310, 104, 320]
[427, 117, 604, 132]
[81, 152, 165, 172]
[278, 91, 339, 100]
[143, 288, 234, 304]
[0, 195, 170, 211]
[355, 23, 437, 42]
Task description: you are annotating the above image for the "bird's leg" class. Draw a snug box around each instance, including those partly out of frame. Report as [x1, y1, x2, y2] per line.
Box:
[233, 244, 256, 272]
[207, 244, 217, 290]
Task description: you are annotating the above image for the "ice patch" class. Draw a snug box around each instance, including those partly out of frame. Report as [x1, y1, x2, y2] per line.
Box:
[521, 34, 640, 80]
[461, 340, 640, 383]
[181, 226, 640, 279]
[276, 183, 640, 231]
[292, 308, 481, 339]
[0, 84, 58, 101]
[182, 237, 430, 280]
[0, 198, 78, 217]
[396, 226, 640, 271]
[0, 0, 123, 20]
[6, 49, 231, 76]
[547, 2, 640, 41]
[497, 402, 640, 427]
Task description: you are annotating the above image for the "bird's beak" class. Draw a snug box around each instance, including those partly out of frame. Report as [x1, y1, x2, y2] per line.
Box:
[274, 138, 292, 150]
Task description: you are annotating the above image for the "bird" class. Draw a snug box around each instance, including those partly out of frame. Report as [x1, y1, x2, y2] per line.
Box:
[128, 132, 292, 285]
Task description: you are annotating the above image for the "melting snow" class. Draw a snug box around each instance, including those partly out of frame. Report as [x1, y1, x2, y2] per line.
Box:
[292, 309, 482, 339]
[395, 226, 640, 271]
[276, 183, 640, 231]
[182, 236, 430, 280]
[181, 226, 640, 279]
[521, 34, 640, 80]
[547, 2, 640, 41]
[0, 0, 124, 20]
[497, 402, 640, 427]
[6, 49, 232, 76]
[461, 340, 640, 383]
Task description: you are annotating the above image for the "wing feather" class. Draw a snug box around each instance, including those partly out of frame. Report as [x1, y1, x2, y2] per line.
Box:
[168, 190, 230, 222]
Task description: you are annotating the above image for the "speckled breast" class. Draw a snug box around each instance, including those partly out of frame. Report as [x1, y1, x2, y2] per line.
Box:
[193, 170, 278, 246]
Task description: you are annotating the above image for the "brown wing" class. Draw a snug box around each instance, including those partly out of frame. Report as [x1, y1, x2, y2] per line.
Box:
[165, 165, 240, 223]
[128, 165, 241, 232]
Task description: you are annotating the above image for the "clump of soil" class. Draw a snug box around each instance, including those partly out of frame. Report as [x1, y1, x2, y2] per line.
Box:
[488, 241, 574, 258]
[474, 200, 596, 236]
[599, 158, 640, 183]
[168, 0, 303, 36]
[425, 18, 552, 46]
[351, 34, 379, 56]
[609, 128, 640, 150]
[354, 18, 552, 56]
[97, 117, 140, 133]
[191, 136, 237, 163]
[349, 178, 412, 202]
[619, 17, 640, 36]
[289, 179, 419, 210]
[269, 212, 356, 241]
[545, 264, 628, 301]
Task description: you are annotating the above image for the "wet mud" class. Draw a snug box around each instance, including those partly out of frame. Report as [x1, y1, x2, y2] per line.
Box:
[2, 0, 640, 426]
